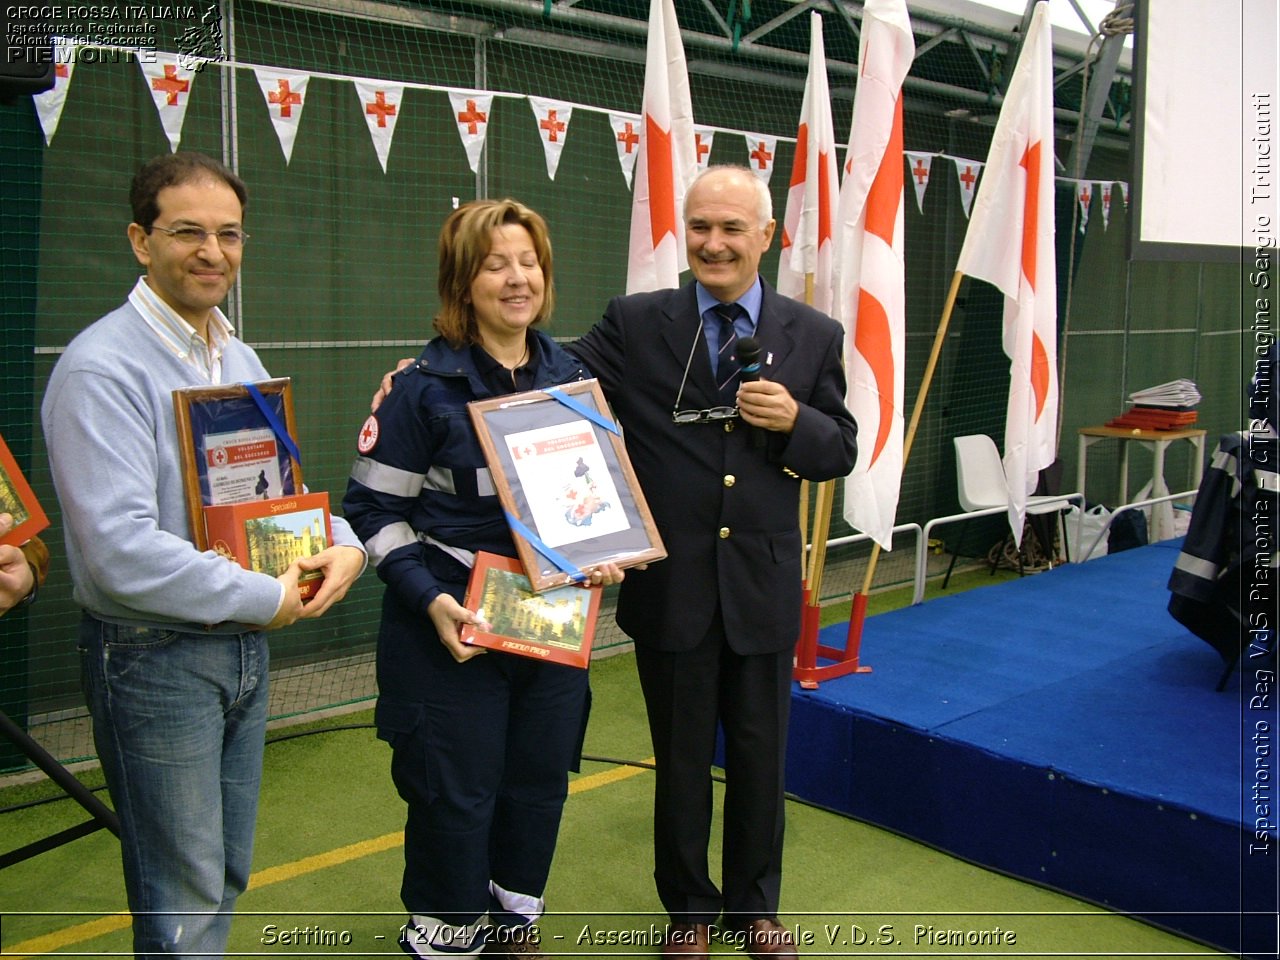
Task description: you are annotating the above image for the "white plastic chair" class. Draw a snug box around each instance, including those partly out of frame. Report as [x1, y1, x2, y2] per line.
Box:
[942, 434, 1070, 587]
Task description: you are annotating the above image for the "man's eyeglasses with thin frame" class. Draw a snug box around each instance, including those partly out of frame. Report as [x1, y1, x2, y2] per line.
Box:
[671, 316, 741, 425]
[149, 225, 250, 248]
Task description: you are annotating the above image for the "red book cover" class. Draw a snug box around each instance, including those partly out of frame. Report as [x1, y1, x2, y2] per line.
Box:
[203, 492, 332, 601]
[0, 433, 49, 547]
[459, 551, 600, 668]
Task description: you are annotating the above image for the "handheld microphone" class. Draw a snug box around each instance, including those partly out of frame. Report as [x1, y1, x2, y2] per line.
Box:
[736, 337, 762, 382]
[733, 337, 766, 449]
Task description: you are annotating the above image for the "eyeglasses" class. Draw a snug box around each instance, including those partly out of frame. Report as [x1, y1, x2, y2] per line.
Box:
[672, 406, 739, 424]
[149, 225, 250, 248]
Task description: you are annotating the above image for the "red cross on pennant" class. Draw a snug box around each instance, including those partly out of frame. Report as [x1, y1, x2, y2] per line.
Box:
[269, 79, 302, 118]
[152, 65, 190, 106]
[457, 99, 487, 134]
[366, 90, 396, 128]
[540, 109, 565, 142]
[1079, 185, 1091, 205]
[1103, 186, 1112, 204]
[695, 133, 710, 164]
[912, 158, 929, 185]
[617, 122, 639, 154]
[55, 63, 69, 79]
[959, 165, 977, 191]
[750, 140, 772, 169]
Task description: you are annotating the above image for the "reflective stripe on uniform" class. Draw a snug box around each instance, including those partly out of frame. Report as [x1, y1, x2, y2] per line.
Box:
[351, 456, 427, 498]
[1174, 551, 1219, 582]
[365, 522, 419, 567]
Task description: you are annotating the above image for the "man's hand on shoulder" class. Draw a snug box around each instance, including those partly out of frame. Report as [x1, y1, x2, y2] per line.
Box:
[296, 545, 366, 618]
[370, 357, 417, 413]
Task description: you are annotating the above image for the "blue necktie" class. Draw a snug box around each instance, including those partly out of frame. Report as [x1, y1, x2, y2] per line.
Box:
[714, 302, 745, 404]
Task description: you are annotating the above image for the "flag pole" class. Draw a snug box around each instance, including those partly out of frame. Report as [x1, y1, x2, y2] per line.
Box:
[843, 270, 965, 652]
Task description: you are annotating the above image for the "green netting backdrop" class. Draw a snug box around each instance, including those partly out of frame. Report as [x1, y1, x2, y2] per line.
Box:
[0, 0, 1259, 770]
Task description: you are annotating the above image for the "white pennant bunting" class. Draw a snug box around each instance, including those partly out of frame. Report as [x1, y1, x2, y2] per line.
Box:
[905, 151, 933, 214]
[1120, 181, 1130, 209]
[528, 96, 573, 181]
[1077, 180, 1092, 233]
[255, 68, 310, 165]
[608, 112, 642, 189]
[745, 135, 777, 185]
[693, 126, 715, 172]
[953, 158, 981, 218]
[355, 81, 404, 173]
[32, 37, 77, 146]
[449, 90, 494, 174]
[139, 53, 197, 152]
[1099, 181, 1113, 230]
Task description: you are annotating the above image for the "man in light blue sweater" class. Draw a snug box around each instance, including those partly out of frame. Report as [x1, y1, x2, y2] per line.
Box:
[41, 152, 366, 960]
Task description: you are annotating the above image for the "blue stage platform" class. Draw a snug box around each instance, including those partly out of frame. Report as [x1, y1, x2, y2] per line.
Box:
[783, 541, 1278, 956]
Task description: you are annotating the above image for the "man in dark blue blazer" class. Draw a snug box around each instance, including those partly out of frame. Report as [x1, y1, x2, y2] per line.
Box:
[570, 165, 857, 960]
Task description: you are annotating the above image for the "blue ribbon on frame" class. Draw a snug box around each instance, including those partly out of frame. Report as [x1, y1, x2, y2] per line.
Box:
[544, 386, 620, 436]
[243, 382, 303, 467]
[503, 510, 587, 583]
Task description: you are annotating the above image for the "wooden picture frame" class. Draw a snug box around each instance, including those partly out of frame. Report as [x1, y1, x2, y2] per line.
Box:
[468, 379, 666, 591]
[173, 378, 302, 551]
[460, 551, 600, 668]
[0, 433, 49, 547]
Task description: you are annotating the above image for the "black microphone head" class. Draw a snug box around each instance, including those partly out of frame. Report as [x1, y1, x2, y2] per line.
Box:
[736, 337, 762, 381]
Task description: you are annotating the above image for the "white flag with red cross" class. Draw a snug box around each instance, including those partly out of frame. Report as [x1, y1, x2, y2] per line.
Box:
[1099, 181, 1113, 230]
[139, 53, 197, 152]
[1076, 180, 1092, 233]
[626, 0, 696, 294]
[355, 81, 405, 173]
[255, 68, 310, 165]
[528, 97, 574, 180]
[954, 1, 1058, 545]
[33, 37, 77, 146]
[1120, 181, 1130, 209]
[693, 127, 715, 172]
[954, 158, 982, 218]
[777, 11, 839, 316]
[449, 91, 494, 174]
[608, 112, 642, 189]
[746, 135, 778, 185]
[834, 0, 915, 551]
[904, 151, 933, 214]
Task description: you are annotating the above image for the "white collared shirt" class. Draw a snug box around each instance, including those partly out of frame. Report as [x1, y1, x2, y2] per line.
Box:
[128, 277, 235, 383]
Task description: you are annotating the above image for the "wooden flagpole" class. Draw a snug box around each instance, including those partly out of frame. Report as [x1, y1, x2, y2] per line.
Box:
[843, 270, 965, 649]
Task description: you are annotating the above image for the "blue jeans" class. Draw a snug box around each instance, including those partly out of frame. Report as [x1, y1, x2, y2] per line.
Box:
[78, 613, 270, 959]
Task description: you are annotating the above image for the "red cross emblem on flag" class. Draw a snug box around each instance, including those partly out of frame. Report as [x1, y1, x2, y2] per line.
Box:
[959, 165, 977, 191]
[366, 90, 396, 128]
[152, 65, 190, 106]
[617, 122, 639, 154]
[912, 158, 929, 185]
[55, 63, 69, 79]
[540, 109, 566, 142]
[695, 133, 710, 164]
[750, 140, 773, 170]
[269, 79, 302, 117]
[457, 99, 487, 134]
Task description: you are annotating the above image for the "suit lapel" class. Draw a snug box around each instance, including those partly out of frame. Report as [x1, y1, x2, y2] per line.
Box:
[661, 284, 719, 405]
[756, 282, 798, 380]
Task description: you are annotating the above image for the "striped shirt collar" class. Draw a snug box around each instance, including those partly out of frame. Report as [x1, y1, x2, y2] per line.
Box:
[128, 276, 234, 380]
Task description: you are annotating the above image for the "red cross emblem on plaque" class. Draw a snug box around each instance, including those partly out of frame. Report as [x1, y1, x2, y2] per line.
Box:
[457, 99, 487, 135]
[912, 158, 929, 186]
[152, 65, 190, 106]
[365, 90, 397, 127]
[269, 79, 302, 118]
[750, 140, 772, 170]
[617, 122, 639, 154]
[540, 110, 566, 142]
[959, 165, 977, 192]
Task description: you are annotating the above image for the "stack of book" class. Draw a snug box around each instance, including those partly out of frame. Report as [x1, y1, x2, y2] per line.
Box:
[1104, 379, 1201, 431]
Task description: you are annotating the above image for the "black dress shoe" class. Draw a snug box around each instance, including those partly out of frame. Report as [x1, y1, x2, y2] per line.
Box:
[663, 922, 710, 960]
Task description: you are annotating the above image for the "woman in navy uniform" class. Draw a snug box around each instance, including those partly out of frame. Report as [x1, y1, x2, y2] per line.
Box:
[343, 199, 623, 960]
